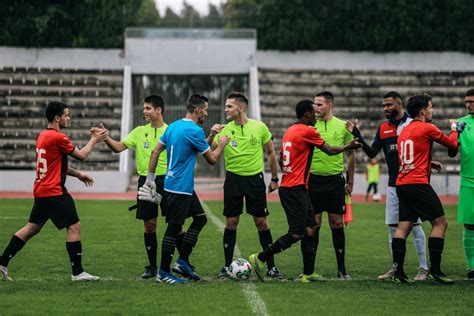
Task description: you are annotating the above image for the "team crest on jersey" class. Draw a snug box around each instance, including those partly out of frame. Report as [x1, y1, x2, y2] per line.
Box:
[250, 135, 258, 145]
[144, 142, 149, 149]
[231, 140, 238, 148]
[332, 132, 341, 141]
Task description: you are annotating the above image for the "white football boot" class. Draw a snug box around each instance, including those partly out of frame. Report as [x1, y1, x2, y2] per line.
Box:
[71, 271, 100, 281]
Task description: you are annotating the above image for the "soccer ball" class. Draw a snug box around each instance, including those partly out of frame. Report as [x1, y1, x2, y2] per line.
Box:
[228, 258, 252, 280]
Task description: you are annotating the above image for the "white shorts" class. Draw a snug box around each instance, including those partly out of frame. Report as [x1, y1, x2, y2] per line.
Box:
[386, 186, 422, 225]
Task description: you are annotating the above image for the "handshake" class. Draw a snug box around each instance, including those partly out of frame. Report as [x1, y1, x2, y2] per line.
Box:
[450, 120, 467, 134]
[89, 123, 110, 142]
[138, 180, 162, 204]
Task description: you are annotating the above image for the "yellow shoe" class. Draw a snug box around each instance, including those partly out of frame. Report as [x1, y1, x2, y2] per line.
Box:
[301, 273, 326, 283]
[249, 254, 265, 282]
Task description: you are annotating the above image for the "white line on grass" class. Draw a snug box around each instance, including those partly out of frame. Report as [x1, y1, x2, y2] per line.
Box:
[201, 202, 269, 316]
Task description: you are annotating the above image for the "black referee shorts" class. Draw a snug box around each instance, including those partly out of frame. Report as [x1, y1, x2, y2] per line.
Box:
[166, 191, 205, 225]
[396, 184, 445, 222]
[223, 171, 268, 218]
[308, 173, 346, 214]
[279, 186, 316, 236]
[29, 193, 79, 230]
[136, 175, 168, 220]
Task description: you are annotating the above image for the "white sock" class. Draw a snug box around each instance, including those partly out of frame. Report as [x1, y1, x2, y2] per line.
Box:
[412, 225, 428, 270]
[388, 226, 396, 257]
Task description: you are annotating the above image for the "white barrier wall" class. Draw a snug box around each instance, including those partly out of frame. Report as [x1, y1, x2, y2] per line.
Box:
[0, 171, 129, 193]
[256, 50, 474, 71]
[0, 47, 124, 69]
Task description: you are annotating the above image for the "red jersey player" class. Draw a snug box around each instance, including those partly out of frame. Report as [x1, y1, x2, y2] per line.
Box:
[249, 99, 360, 282]
[0, 101, 108, 281]
[391, 94, 458, 284]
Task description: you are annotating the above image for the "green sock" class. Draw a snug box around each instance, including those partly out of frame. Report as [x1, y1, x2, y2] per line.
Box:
[463, 228, 474, 270]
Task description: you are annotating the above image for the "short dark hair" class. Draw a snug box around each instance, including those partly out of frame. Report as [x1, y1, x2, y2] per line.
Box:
[144, 94, 165, 113]
[315, 91, 334, 103]
[295, 100, 315, 119]
[186, 94, 208, 113]
[226, 91, 248, 105]
[406, 94, 432, 118]
[383, 91, 404, 105]
[45, 101, 68, 122]
[465, 89, 474, 97]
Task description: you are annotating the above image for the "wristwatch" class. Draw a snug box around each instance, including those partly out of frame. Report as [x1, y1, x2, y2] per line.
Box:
[271, 177, 279, 182]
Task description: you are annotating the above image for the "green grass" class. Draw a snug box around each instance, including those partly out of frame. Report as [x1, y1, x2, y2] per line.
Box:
[0, 199, 471, 315]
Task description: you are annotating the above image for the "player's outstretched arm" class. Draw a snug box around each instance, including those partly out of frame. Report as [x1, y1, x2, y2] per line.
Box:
[319, 138, 361, 156]
[345, 120, 380, 158]
[265, 140, 279, 193]
[207, 124, 223, 148]
[92, 123, 127, 153]
[70, 128, 109, 161]
[447, 120, 465, 157]
[203, 135, 230, 165]
[437, 122, 460, 150]
[68, 168, 94, 187]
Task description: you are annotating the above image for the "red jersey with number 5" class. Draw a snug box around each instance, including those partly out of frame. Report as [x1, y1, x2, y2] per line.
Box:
[396, 120, 457, 185]
[33, 129, 75, 197]
[280, 123, 325, 188]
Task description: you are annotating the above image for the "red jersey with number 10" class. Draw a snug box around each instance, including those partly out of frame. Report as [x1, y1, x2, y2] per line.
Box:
[396, 120, 457, 185]
[33, 129, 75, 198]
[280, 123, 325, 188]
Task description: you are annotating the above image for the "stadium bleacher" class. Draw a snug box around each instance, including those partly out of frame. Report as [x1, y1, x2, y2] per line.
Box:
[259, 67, 471, 173]
[0, 66, 123, 171]
[0, 65, 470, 176]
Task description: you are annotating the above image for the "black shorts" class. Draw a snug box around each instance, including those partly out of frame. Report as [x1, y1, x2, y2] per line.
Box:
[396, 184, 445, 222]
[29, 193, 79, 230]
[136, 175, 168, 220]
[166, 191, 205, 225]
[279, 186, 316, 235]
[308, 173, 346, 214]
[223, 171, 268, 218]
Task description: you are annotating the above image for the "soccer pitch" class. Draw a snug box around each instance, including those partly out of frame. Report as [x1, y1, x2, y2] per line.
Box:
[0, 198, 471, 315]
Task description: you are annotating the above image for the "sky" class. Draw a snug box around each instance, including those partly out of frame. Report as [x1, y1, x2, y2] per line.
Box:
[155, 0, 226, 16]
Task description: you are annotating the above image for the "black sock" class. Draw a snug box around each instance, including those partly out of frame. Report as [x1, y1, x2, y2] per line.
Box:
[331, 227, 346, 272]
[392, 238, 407, 275]
[313, 227, 320, 260]
[66, 241, 84, 276]
[428, 237, 444, 274]
[258, 230, 275, 269]
[258, 233, 297, 262]
[301, 235, 316, 275]
[179, 215, 207, 262]
[0, 235, 26, 267]
[223, 229, 237, 267]
[144, 232, 157, 268]
[175, 232, 185, 256]
[160, 223, 181, 272]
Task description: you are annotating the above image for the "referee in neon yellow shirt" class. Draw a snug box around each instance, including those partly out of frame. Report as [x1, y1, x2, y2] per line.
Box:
[100, 95, 168, 279]
[212, 92, 282, 279]
[309, 91, 355, 280]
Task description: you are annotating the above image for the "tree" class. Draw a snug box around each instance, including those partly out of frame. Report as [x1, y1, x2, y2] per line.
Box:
[0, 0, 161, 48]
[160, 7, 183, 27]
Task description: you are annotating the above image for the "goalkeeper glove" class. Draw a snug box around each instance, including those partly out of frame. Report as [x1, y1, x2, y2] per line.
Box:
[138, 184, 162, 204]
